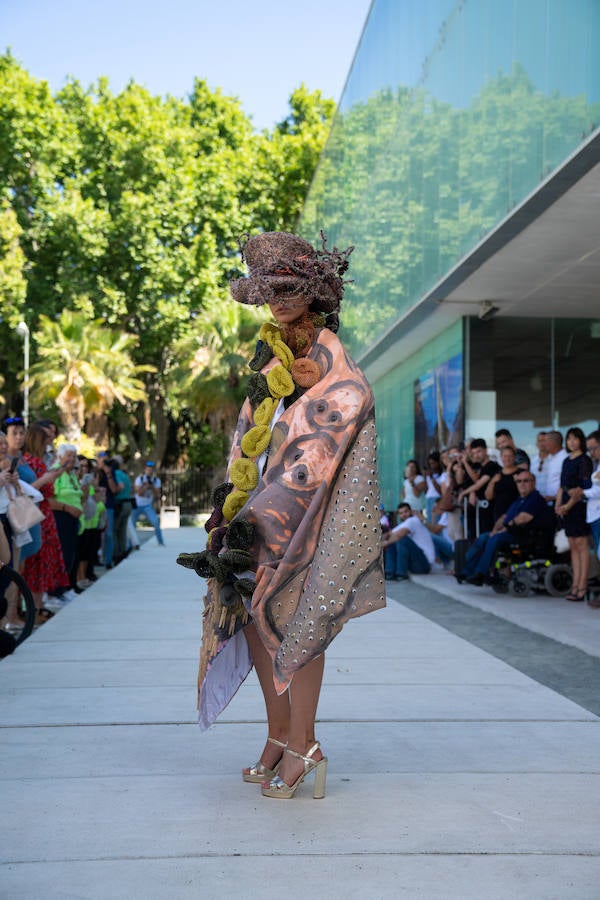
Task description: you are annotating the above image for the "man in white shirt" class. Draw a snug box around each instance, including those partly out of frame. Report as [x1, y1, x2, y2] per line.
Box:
[381, 502, 435, 581]
[543, 430, 568, 502]
[130, 462, 165, 546]
[530, 431, 549, 498]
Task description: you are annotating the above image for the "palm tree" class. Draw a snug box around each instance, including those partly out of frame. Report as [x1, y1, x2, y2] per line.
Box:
[29, 308, 154, 442]
[172, 297, 264, 443]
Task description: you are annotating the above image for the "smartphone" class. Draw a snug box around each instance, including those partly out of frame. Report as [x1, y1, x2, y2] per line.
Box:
[9, 457, 18, 474]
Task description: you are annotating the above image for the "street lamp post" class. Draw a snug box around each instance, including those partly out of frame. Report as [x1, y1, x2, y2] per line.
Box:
[16, 321, 30, 426]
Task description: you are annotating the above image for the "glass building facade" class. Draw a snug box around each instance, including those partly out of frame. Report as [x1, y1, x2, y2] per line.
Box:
[299, 0, 600, 507]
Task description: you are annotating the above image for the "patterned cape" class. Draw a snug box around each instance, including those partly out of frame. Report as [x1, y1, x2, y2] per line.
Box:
[198, 327, 386, 727]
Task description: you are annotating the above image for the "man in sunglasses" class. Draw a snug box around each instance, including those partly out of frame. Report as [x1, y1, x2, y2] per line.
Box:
[459, 471, 554, 586]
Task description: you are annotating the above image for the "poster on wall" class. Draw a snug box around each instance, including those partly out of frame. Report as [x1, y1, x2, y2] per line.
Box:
[414, 352, 463, 463]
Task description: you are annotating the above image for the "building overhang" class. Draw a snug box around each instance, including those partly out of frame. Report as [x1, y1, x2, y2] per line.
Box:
[361, 128, 600, 385]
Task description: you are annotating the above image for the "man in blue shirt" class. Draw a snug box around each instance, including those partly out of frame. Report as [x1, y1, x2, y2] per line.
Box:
[459, 472, 554, 585]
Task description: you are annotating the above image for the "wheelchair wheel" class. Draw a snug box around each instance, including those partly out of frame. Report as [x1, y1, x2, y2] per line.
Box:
[0, 563, 36, 648]
[491, 573, 510, 594]
[544, 564, 573, 598]
[510, 571, 535, 597]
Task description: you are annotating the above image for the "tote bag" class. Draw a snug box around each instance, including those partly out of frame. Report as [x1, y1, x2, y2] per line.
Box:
[6, 484, 45, 534]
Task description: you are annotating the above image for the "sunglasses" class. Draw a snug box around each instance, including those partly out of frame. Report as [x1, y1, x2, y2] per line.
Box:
[3, 417, 24, 426]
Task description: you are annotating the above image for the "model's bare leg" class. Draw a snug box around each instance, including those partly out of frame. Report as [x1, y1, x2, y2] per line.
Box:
[275, 653, 325, 786]
[243, 622, 290, 771]
[574, 536, 590, 592]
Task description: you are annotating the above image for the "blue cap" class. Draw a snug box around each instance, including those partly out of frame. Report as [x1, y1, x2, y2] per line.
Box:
[145, 461, 155, 467]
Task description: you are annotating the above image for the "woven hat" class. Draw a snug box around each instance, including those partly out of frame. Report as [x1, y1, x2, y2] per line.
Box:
[230, 231, 353, 314]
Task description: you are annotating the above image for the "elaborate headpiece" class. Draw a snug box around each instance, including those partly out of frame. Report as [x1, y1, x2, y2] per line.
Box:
[230, 231, 353, 314]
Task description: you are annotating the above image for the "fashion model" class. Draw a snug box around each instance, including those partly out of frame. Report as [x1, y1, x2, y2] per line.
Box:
[179, 231, 386, 798]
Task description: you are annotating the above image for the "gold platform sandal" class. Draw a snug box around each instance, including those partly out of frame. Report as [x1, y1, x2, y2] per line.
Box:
[261, 742, 327, 800]
[242, 737, 287, 783]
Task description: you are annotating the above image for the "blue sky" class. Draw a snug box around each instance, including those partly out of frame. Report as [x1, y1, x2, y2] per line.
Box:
[1, 0, 373, 130]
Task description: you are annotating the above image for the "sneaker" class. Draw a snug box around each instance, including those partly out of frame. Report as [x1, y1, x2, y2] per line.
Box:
[44, 595, 68, 611]
[466, 574, 485, 587]
[61, 590, 78, 603]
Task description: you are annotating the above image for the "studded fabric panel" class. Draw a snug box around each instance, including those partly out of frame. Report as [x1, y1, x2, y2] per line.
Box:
[239, 329, 386, 694]
[272, 415, 385, 688]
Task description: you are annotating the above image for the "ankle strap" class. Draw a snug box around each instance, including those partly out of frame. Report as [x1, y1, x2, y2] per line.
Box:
[267, 737, 287, 749]
[286, 741, 320, 762]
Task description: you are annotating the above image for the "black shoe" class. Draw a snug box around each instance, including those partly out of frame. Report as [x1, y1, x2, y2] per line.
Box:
[395, 575, 409, 582]
[453, 572, 465, 584]
[72, 585, 84, 594]
[466, 574, 485, 587]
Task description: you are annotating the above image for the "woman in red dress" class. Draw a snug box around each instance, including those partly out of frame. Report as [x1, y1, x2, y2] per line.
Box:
[22, 425, 70, 620]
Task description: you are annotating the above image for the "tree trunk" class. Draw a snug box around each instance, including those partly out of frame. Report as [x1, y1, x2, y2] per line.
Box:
[151, 397, 170, 467]
[85, 412, 110, 448]
[56, 397, 83, 443]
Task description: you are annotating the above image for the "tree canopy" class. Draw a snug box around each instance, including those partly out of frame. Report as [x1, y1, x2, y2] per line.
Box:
[0, 51, 334, 466]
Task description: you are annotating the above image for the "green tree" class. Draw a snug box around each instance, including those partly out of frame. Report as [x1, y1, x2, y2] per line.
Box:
[0, 53, 333, 465]
[28, 309, 153, 443]
[0, 197, 27, 327]
[170, 297, 264, 457]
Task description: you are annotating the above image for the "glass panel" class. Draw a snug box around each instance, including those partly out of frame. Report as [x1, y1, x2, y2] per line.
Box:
[301, 0, 600, 360]
[467, 317, 600, 460]
[468, 317, 552, 459]
[374, 320, 462, 507]
[554, 318, 600, 435]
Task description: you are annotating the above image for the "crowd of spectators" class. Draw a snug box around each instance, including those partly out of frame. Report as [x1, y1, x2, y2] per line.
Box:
[382, 427, 600, 607]
[0, 416, 165, 638]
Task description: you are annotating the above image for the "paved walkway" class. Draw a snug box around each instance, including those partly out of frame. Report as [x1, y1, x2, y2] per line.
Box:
[2, 528, 599, 899]
[412, 571, 600, 658]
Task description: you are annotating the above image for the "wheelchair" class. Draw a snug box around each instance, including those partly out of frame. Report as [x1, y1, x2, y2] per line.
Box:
[489, 528, 573, 598]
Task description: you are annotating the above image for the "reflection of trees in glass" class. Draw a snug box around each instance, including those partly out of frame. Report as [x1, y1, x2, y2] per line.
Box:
[301, 66, 599, 357]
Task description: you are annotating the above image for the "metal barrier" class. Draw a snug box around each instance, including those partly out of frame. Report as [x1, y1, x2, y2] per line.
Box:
[159, 469, 215, 515]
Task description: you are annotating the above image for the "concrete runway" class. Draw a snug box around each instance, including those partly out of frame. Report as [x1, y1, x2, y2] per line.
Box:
[2, 528, 599, 899]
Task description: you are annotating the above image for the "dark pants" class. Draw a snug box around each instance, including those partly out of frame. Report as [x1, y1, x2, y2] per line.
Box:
[54, 510, 79, 590]
[86, 528, 102, 578]
[114, 500, 133, 561]
[462, 531, 513, 579]
[394, 537, 431, 577]
[76, 528, 96, 575]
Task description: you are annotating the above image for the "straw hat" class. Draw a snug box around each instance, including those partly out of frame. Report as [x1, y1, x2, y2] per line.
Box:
[230, 231, 353, 314]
